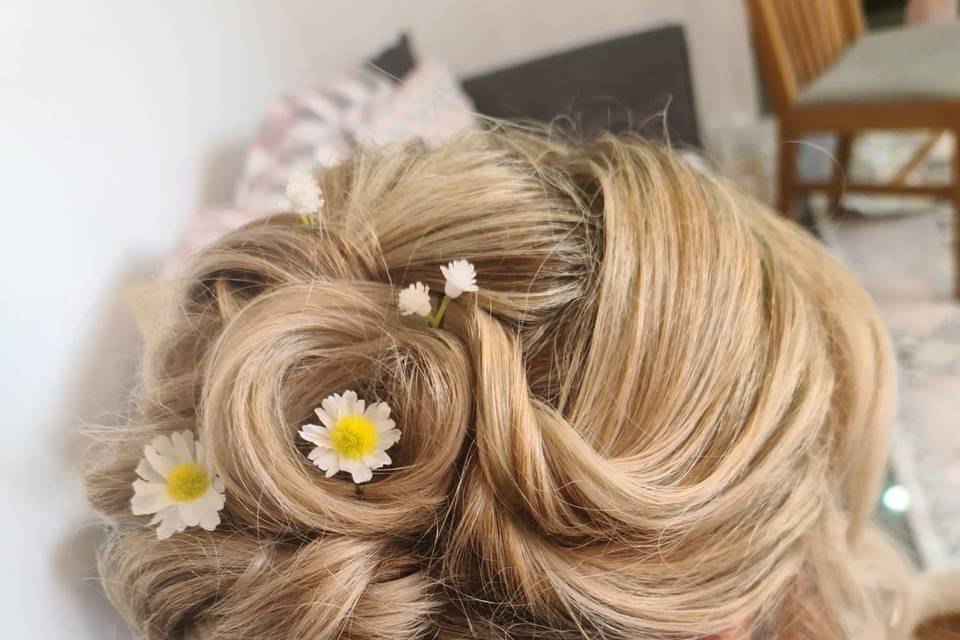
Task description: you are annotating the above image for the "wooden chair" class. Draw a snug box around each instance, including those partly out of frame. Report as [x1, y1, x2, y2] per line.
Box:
[744, 0, 960, 297]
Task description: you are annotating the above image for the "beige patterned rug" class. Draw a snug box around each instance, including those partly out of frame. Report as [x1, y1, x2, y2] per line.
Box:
[821, 205, 960, 568]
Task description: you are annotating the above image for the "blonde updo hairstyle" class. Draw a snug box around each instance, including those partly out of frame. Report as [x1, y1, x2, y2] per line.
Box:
[88, 129, 918, 639]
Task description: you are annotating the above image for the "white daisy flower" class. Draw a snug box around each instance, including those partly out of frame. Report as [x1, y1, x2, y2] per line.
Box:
[299, 390, 401, 484]
[398, 282, 432, 317]
[284, 169, 324, 214]
[440, 259, 478, 298]
[131, 430, 226, 540]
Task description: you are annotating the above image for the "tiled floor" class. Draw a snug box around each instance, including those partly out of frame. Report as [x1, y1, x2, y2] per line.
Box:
[820, 204, 960, 568]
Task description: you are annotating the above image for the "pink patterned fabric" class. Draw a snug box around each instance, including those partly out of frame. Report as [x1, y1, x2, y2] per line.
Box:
[235, 58, 476, 215]
[233, 66, 394, 215]
[167, 59, 475, 273]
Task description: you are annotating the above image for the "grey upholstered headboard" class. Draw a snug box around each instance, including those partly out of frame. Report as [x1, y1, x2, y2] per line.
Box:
[461, 25, 701, 149]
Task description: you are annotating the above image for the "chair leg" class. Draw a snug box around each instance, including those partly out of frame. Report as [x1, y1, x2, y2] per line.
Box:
[828, 133, 853, 213]
[891, 130, 943, 185]
[952, 128, 960, 299]
[777, 124, 798, 218]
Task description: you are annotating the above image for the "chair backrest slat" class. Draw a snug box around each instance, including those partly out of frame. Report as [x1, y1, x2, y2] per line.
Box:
[745, 0, 865, 111]
[820, 0, 847, 59]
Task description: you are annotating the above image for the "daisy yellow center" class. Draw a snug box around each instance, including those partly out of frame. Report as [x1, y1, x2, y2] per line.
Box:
[166, 462, 209, 502]
[330, 415, 378, 459]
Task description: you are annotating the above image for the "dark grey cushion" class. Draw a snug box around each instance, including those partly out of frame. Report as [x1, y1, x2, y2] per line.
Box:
[367, 33, 416, 83]
[461, 25, 701, 148]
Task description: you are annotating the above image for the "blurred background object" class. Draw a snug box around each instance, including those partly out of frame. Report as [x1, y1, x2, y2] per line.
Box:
[744, 0, 959, 298]
[906, 0, 960, 24]
[740, 0, 960, 576]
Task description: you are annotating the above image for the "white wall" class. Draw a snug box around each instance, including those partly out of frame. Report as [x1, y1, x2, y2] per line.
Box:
[0, 1, 757, 637]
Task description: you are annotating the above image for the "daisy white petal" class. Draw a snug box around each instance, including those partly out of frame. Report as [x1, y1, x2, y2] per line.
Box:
[324, 458, 341, 478]
[132, 479, 166, 496]
[151, 507, 186, 540]
[299, 424, 331, 446]
[440, 259, 478, 298]
[352, 469, 373, 484]
[373, 417, 397, 434]
[198, 505, 222, 532]
[378, 429, 402, 451]
[285, 170, 324, 214]
[364, 451, 392, 468]
[398, 282, 432, 317]
[184, 431, 198, 458]
[366, 401, 392, 423]
[170, 431, 193, 464]
[131, 430, 227, 539]
[156, 523, 179, 541]
[342, 390, 360, 415]
[144, 445, 174, 477]
[320, 393, 342, 423]
[151, 435, 175, 457]
[177, 501, 204, 527]
[300, 391, 402, 484]
[136, 458, 164, 483]
[340, 459, 373, 484]
[131, 484, 174, 515]
[314, 410, 333, 428]
[177, 489, 223, 528]
[308, 448, 338, 470]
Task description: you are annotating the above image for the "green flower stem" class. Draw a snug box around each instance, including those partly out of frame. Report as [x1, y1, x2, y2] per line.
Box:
[428, 295, 451, 328]
[298, 211, 320, 227]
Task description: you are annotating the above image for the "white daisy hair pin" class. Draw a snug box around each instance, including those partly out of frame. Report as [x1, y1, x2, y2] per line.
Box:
[398, 259, 478, 328]
[398, 281, 432, 318]
[131, 430, 226, 540]
[284, 169, 324, 226]
[299, 390, 401, 484]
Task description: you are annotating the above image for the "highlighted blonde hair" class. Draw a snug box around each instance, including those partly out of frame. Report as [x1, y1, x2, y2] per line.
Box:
[89, 129, 929, 639]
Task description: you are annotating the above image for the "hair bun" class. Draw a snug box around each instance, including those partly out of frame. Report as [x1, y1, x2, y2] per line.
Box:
[199, 279, 471, 537]
[88, 129, 904, 639]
